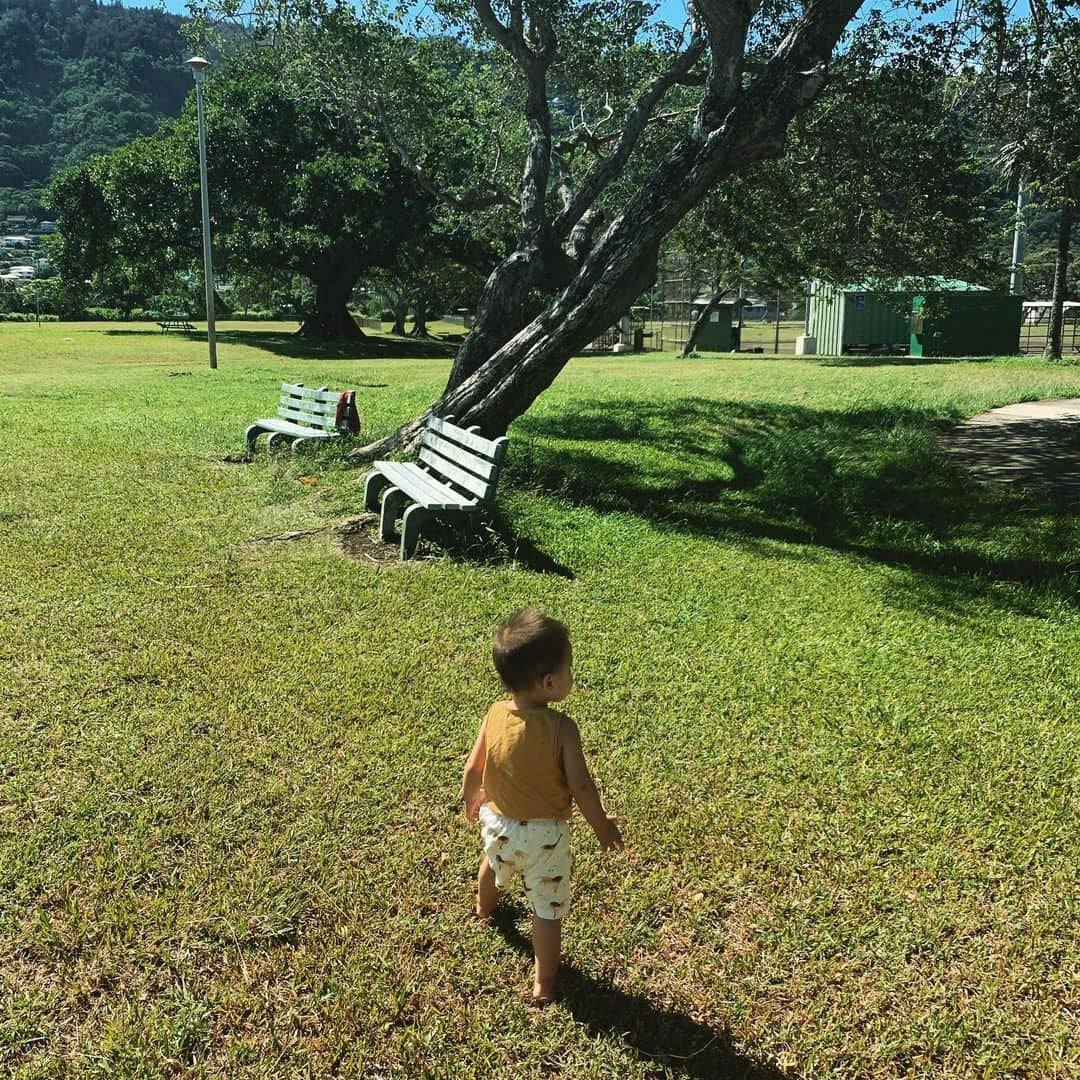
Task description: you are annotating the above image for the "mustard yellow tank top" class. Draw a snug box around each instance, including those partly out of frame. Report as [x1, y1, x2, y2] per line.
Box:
[482, 701, 572, 821]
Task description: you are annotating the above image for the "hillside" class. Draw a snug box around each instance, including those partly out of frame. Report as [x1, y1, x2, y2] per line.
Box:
[0, 0, 190, 212]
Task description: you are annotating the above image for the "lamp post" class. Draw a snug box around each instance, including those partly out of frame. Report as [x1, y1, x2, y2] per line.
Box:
[186, 55, 217, 370]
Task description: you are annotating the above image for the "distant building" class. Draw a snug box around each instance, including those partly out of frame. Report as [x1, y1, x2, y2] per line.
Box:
[2, 235, 32, 248]
[741, 297, 779, 321]
[39, 221, 56, 234]
[3, 265, 36, 280]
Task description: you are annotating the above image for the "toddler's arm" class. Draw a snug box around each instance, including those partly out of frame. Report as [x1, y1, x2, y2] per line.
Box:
[561, 720, 624, 851]
[460, 719, 487, 823]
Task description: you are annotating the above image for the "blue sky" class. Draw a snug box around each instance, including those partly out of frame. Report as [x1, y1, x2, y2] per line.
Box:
[129, 0, 1029, 33]
[131, 0, 700, 16]
[128, 0, 852, 20]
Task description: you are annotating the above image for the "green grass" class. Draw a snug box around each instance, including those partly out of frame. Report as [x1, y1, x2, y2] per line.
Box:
[2, 321, 1079, 1078]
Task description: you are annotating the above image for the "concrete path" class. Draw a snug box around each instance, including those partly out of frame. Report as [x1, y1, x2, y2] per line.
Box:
[941, 399, 1080, 494]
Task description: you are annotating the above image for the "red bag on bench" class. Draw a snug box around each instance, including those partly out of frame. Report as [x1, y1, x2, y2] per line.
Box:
[335, 391, 361, 435]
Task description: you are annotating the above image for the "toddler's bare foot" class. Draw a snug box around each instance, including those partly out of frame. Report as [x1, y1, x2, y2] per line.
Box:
[531, 979, 561, 1006]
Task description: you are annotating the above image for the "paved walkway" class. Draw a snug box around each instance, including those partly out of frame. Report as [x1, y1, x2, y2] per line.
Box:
[941, 398, 1080, 494]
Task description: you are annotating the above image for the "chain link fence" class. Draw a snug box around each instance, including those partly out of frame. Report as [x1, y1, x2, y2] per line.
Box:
[1019, 303, 1080, 354]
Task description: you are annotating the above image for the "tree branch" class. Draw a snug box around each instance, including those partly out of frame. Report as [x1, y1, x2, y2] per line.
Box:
[374, 101, 516, 212]
[474, 0, 557, 244]
[692, 0, 758, 132]
[473, 0, 530, 63]
[553, 32, 707, 240]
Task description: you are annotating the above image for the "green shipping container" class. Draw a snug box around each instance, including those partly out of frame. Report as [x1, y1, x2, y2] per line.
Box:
[910, 288, 1023, 357]
[806, 281, 910, 356]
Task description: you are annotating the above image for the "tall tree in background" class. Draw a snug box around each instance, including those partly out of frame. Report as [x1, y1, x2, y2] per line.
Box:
[991, 13, 1079, 359]
[49, 45, 439, 336]
[207, 48, 435, 338]
[50, 30, 514, 335]
[48, 134, 198, 315]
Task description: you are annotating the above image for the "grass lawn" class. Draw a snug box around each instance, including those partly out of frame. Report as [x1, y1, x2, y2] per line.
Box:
[1, 321, 1078, 1078]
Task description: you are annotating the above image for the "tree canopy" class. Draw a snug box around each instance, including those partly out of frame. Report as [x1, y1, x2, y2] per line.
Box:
[983, 12, 1080, 357]
[48, 36, 511, 334]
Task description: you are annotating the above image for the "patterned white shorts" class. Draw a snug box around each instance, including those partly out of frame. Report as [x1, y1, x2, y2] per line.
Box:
[479, 803, 572, 921]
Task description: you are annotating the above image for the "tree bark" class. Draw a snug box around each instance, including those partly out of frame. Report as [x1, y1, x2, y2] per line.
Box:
[390, 296, 408, 336]
[408, 294, 432, 337]
[1044, 196, 1074, 361]
[443, 250, 546, 388]
[298, 272, 365, 340]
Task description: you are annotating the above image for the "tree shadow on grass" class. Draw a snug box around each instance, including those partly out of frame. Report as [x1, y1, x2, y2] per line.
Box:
[215, 330, 457, 361]
[508, 397, 1080, 616]
[490, 907, 791, 1079]
[818, 355, 1001, 368]
[104, 328, 458, 361]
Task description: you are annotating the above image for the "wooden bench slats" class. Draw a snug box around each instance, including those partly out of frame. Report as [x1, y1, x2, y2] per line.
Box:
[364, 416, 509, 558]
[278, 399, 335, 415]
[384, 462, 471, 508]
[255, 419, 337, 438]
[246, 382, 358, 451]
[376, 461, 477, 510]
[282, 384, 340, 404]
[277, 404, 337, 430]
[418, 447, 491, 500]
[420, 431, 497, 480]
[427, 416, 502, 459]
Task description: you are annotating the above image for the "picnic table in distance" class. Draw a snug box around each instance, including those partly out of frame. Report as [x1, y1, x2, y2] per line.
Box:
[157, 317, 196, 333]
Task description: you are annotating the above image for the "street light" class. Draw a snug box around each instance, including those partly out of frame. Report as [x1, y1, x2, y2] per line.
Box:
[186, 55, 217, 370]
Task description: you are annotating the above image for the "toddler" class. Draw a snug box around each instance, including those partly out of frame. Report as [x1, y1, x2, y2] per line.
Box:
[461, 608, 623, 1004]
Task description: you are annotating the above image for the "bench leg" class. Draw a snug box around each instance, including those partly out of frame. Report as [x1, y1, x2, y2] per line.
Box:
[244, 423, 265, 451]
[400, 503, 432, 560]
[365, 471, 392, 513]
[266, 432, 293, 452]
[380, 487, 408, 542]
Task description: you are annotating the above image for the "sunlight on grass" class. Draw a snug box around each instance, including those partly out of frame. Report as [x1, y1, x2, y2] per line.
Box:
[1, 322, 1078, 1077]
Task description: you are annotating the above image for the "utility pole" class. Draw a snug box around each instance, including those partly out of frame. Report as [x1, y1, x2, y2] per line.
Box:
[186, 56, 218, 370]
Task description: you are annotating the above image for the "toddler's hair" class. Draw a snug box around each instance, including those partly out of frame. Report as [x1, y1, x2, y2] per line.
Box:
[492, 608, 571, 691]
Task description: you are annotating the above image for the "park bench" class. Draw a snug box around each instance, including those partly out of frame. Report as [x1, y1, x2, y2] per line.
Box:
[363, 415, 509, 559]
[157, 317, 196, 333]
[245, 382, 360, 452]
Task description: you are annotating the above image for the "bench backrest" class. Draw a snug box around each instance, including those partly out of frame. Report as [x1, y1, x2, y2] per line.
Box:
[276, 383, 340, 432]
[419, 415, 510, 504]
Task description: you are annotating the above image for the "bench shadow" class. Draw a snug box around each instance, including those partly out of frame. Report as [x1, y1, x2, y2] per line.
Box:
[508, 397, 1080, 616]
[490, 908, 790, 1079]
[414, 513, 574, 578]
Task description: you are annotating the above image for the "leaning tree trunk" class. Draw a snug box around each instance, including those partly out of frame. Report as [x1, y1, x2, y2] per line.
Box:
[1044, 196, 1074, 361]
[298, 273, 365, 340]
[348, 0, 859, 461]
[443, 250, 549, 388]
[351, 131, 788, 457]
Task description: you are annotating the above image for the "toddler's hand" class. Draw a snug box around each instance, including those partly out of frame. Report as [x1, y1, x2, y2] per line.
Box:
[596, 814, 624, 851]
[461, 784, 485, 824]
